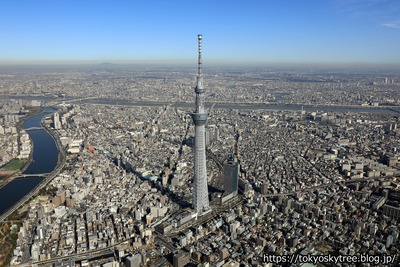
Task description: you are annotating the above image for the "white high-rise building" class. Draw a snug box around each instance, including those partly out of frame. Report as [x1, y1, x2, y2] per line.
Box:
[53, 112, 61, 130]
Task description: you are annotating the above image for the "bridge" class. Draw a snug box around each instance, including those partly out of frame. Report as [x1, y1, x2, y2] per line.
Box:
[24, 126, 43, 131]
[16, 173, 50, 178]
[63, 96, 99, 103]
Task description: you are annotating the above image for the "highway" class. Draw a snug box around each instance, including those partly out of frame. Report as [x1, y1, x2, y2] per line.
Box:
[13, 247, 114, 267]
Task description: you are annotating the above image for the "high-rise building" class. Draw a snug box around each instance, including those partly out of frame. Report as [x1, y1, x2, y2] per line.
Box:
[205, 125, 219, 146]
[53, 112, 61, 129]
[173, 251, 190, 267]
[223, 157, 239, 196]
[126, 254, 142, 267]
[191, 34, 211, 215]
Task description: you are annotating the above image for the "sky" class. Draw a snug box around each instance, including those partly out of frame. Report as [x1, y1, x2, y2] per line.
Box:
[1, 0, 400, 65]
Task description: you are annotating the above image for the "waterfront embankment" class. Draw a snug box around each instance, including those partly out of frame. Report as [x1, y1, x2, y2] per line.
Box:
[0, 107, 65, 222]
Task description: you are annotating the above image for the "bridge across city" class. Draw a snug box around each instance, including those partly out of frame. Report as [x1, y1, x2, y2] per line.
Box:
[58, 96, 99, 103]
[24, 126, 43, 131]
[16, 173, 50, 178]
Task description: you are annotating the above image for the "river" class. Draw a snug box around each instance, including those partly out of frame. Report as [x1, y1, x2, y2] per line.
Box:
[0, 107, 58, 215]
[2, 94, 399, 114]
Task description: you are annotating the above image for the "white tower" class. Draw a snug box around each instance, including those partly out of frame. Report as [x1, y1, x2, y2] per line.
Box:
[191, 34, 210, 215]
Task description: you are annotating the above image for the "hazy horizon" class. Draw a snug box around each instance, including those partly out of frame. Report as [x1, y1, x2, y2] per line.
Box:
[1, 60, 400, 73]
[1, 1, 400, 65]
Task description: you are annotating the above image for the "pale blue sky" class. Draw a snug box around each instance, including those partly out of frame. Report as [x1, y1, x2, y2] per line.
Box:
[1, 0, 399, 64]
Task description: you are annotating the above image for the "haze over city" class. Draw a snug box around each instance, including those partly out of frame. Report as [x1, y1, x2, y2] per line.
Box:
[1, 0, 400, 65]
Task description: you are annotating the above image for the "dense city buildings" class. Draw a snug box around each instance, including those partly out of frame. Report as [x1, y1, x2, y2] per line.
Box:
[0, 61, 400, 266]
[0, 99, 39, 180]
[1, 65, 400, 107]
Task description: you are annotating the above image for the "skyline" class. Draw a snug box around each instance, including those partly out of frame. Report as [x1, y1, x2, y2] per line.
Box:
[1, 0, 400, 65]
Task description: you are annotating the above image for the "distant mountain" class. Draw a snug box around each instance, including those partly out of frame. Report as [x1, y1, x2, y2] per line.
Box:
[98, 62, 116, 66]
[95, 62, 121, 70]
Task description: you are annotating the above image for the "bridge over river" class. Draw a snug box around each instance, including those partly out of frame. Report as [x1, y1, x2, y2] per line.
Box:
[24, 126, 44, 131]
[16, 173, 50, 178]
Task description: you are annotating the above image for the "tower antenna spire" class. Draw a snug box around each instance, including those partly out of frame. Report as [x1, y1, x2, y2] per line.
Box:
[198, 34, 202, 75]
[196, 34, 204, 94]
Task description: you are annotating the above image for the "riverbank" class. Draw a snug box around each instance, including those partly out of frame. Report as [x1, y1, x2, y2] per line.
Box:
[0, 107, 42, 190]
[0, 163, 27, 190]
[41, 119, 64, 167]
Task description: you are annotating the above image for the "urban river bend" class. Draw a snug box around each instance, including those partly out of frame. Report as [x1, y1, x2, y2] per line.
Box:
[0, 107, 59, 217]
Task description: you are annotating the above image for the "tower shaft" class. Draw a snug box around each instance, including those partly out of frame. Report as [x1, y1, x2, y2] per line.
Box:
[191, 34, 210, 215]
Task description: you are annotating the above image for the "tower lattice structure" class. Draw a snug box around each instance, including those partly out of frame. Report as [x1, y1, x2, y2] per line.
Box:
[191, 34, 211, 215]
